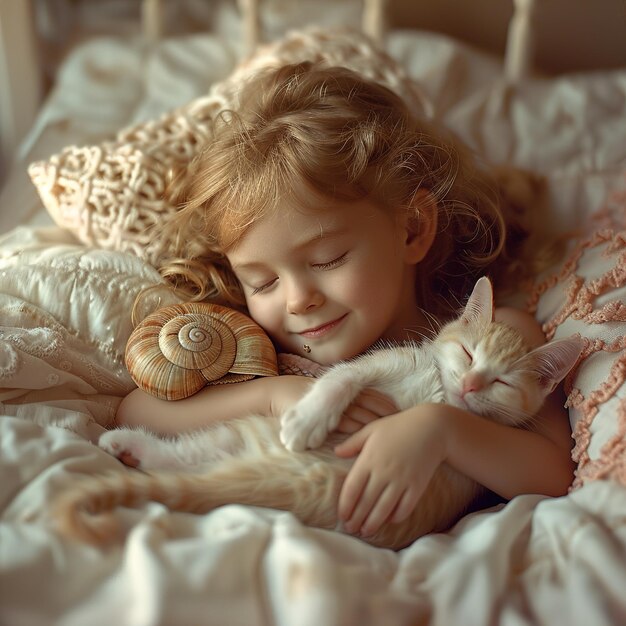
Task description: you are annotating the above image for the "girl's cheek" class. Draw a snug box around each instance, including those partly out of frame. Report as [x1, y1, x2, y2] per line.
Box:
[247, 298, 280, 335]
[334, 274, 379, 307]
[247, 302, 267, 325]
[243, 296, 263, 322]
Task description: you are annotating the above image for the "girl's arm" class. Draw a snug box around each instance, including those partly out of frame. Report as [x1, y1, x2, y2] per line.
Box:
[115, 375, 313, 435]
[115, 375, 397, 436]
[445, 388, 575, 498]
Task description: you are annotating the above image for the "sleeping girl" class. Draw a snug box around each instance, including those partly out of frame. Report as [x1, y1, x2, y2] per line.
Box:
[110, 61, 576, 540]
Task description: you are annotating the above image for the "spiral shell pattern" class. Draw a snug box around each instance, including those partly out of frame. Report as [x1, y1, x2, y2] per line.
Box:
[125, 302, 278, 401]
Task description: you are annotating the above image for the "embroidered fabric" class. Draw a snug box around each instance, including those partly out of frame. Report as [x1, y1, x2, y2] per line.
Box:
[0, 231, 179, 431]
[527, 175, 626, 489]
[277, 353, 326, 378]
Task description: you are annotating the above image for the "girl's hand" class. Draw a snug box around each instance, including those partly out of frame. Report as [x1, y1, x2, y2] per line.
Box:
[336, 388, 399, 434]
[334, 406, 446, 538]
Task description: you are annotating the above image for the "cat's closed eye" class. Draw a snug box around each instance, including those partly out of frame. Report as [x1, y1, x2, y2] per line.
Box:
[459, 343, 473, 364]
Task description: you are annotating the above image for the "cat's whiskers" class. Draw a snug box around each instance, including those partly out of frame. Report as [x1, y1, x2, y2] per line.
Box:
[405, 306, 442, 342]
[476, 395, 537, 428]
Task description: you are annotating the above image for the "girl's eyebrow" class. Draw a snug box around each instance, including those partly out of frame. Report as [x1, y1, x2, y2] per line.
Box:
[231, 227, 348, 271]
[296, 225, 348, 248]
[230, 260, 269, 272]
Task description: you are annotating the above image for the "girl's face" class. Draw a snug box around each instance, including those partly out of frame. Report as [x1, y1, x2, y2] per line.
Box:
[226, 196, 431, 365]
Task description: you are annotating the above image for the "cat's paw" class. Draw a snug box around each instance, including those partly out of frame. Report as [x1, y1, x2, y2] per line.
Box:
[280, 401, 337, 452]
[99, 429, 165, 470]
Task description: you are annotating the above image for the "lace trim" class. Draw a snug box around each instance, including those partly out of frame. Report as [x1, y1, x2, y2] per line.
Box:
[0, 303, 133, 395]
[526, 178, 626, 490]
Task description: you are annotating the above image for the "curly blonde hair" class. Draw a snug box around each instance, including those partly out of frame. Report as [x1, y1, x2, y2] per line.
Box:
[153, 61, 541, 320]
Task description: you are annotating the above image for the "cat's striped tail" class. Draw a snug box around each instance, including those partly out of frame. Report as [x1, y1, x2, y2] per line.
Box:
[53, 456, 345, 546]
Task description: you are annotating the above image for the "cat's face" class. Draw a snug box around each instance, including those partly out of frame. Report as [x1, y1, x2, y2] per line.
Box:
[434, 320, 541, 426]
[430, 276, 582, 427]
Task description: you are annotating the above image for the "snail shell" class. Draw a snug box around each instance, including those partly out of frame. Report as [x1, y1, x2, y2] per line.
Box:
[125, 302, 278, 401]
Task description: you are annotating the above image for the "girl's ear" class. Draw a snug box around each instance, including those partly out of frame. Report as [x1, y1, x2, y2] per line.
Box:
[401, 189, 438, 264]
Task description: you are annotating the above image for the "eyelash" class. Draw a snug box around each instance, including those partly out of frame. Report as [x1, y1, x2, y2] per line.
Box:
[461, 344, 473, 363]
[312, 252, 349, 270]
[250, 280, 276, 296]
[249, 253, 348, 295]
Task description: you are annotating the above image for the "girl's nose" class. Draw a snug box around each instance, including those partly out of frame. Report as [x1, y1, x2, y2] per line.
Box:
[286, 279, 324, 314]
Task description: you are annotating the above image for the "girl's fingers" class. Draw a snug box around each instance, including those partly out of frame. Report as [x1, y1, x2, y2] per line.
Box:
[390, 470, 433, 524]
[338, 467, 369, 522]
[390, 486, 422, 524]
[334, 427, 368, 458]
[342, 404, 380, 426]
[342, 476, 387, 534]
[336, 416, 363, 434]
[360, 485, 404, 537]
[337, 390, 399, 434]
[355, 388, 398, 417]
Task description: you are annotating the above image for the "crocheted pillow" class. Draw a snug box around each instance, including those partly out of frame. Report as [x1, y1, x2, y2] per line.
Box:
[527, 185, 626, 490]
[27, 29, 430, 268]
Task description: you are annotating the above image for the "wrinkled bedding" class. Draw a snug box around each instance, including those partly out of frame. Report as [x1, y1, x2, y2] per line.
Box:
[1, 26, 626, 626]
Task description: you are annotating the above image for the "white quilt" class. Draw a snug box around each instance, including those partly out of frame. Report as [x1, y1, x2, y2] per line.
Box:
[1, 26, 626, 626]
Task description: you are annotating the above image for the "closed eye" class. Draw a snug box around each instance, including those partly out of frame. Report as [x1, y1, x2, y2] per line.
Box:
[251, 278, 277, 295]
[460, 344, 473, 363]
[312, 252, 348, 270]
[494, 378, 512, 387]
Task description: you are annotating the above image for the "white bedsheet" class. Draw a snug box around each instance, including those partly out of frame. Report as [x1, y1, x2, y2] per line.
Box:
[1, 27, 626, 626]
[2, 371, 626, 626]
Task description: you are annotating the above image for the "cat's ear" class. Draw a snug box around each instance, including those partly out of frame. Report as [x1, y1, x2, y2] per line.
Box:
[460, 276, 494, 326]
[521, 334, 584, 394]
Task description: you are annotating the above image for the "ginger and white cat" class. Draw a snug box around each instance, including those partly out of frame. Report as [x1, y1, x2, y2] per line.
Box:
[55, 277, 583, 550]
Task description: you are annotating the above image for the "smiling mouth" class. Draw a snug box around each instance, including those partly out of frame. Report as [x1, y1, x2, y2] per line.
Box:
[299, 314, 348, 339]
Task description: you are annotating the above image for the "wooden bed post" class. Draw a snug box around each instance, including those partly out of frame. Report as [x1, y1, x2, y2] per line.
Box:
[238, 0, 261, 55]
[0, 0, 42, 182]
[504, 0, 537, 81]
[142, 0, 164, 43]
[362, 0, 389, 44]
[235, 0, 387, 52]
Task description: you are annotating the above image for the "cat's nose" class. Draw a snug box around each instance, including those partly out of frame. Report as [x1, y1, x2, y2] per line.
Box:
[461, 372, 486, 396]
